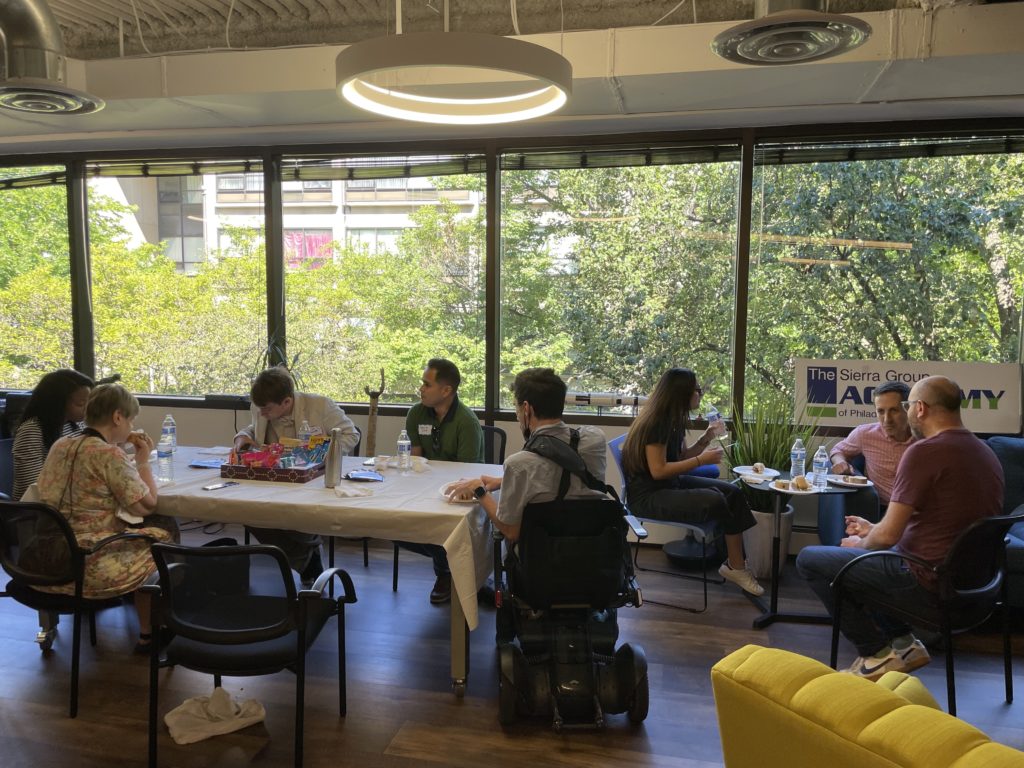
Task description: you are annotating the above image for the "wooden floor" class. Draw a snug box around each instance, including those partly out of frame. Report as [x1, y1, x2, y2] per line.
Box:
[2, 525, 1023, 767]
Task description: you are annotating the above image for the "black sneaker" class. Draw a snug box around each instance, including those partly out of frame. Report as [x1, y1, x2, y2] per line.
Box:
[300, 550, 324, 588]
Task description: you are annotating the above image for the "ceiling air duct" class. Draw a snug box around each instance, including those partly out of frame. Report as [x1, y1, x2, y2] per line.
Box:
[712, 0, 871, 65]
[0, 0, 103, 114]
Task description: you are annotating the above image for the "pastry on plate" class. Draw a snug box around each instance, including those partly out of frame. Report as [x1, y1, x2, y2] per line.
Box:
[792, 474, 811, 491]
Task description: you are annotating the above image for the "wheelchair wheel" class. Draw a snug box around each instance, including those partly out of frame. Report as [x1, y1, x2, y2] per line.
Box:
[497, 643, 525, 726]
[616, 643, 649, 724]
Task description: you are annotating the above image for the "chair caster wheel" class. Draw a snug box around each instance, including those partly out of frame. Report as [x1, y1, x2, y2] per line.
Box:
[36, 628, 57, 652]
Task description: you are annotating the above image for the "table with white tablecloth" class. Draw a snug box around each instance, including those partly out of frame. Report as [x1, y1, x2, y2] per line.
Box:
[157, 447, 498, 695]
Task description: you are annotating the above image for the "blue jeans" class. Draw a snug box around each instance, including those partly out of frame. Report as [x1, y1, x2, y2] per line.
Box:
[816, 488, 882, 546]
[795, 545, 939, 657]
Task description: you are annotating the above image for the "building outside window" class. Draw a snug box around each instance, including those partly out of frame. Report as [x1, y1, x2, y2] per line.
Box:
[280, 153, 486, 404]
[87, 160, 267, 396]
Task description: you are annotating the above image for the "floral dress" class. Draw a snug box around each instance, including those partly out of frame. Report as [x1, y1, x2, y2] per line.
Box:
[36, 434, 177, 599]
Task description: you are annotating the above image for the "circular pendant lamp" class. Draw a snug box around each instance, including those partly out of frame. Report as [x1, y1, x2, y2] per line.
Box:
[336, 31, 572, 125]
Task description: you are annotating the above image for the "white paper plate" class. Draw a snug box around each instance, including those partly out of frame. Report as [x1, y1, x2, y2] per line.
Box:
[770, 480, 818, 494]
[827, 474, 874, 489]
[740, 474, 767, 485]
[440, 482, 477, 504]
[732, 465, 780, 479]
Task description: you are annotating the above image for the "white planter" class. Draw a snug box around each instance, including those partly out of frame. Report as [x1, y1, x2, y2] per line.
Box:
[742, 505, 794, 580]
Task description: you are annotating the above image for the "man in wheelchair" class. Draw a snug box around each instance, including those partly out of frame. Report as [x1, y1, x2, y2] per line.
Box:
[468, 367, 649, 728]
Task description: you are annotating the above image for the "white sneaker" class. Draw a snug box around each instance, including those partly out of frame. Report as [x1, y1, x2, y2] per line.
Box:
[843, 640, 931, 681]
[718, 562, 765, 596]
[895, 639, 931, 673]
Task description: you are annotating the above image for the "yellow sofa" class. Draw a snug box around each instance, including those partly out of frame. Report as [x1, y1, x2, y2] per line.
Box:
[711, 645, 1024, 768]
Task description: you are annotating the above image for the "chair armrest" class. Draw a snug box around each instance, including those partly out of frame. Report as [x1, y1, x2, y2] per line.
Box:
[830, 548, 936, 592]
[306, 567, 357, 604]
[625, 514, 648, 539]
[627, 577, 644, 607]
[82, 530, 158, 556]
[139, 570, 162, 597]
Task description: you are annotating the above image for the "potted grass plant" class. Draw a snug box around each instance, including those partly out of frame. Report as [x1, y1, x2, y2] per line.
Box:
[723, 395, 817, 578]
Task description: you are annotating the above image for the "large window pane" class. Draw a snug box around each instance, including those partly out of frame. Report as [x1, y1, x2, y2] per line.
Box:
[499, 146, 741, 410]
[0, 167, 71, 388]
[282, 155, 486, 405]
[89, 161, 266, 395]
[745, 138, 1024, 406]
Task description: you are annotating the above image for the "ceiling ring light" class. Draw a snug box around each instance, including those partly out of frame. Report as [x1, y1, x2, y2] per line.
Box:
[336, 31, 572, 125]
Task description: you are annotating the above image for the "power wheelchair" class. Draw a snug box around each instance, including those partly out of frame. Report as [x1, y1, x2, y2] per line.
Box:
[492, 431, 650, 729]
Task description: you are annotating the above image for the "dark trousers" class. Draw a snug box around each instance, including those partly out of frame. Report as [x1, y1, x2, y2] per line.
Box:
[796, 544, 938, 656]
[246, 526, 321, 572]
[630, 475, 756, 536]
[396, 542, 450, 577]
[817, 487, 883, 546]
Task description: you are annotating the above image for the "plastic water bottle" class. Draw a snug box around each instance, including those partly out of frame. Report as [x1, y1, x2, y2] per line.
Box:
[812, 445, 829, 490]
[705, 405, 726, 446]
[157, 432, 174, 483]
[790, 438, 806, 481]
[397, 429, 412, 471]
[298, 420, 313, 445]
[161, 414, 177, 453]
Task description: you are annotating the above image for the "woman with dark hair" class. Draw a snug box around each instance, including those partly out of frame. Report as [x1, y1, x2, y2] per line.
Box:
[622, 367, 763, 596]
[12, 369, 94, 501]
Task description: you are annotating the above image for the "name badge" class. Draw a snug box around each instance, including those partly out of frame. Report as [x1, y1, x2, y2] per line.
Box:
[418, 424, 433, 436]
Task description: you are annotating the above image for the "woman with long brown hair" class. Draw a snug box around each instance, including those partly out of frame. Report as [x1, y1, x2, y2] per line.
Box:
[622, 367, 763, 595]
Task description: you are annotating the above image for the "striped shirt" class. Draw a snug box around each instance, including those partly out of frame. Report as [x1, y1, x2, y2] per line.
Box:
[12, 417, 83, 501]
[830, 422, 915, 504]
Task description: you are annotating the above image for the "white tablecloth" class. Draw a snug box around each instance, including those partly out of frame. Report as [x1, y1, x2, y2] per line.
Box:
[157, 447, 498, 631]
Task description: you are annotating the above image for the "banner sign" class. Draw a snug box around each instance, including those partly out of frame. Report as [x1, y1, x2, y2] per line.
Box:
[794, 359, 1022, 434]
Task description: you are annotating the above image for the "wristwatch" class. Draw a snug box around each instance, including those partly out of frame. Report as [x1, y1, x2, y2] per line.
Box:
[473, 485, 488, 499]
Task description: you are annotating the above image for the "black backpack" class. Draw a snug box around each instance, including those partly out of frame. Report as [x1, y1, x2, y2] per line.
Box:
[507, 430, 633, 609]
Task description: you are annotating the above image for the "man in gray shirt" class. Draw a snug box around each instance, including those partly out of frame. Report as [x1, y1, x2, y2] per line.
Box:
[466, 368, 606, 542]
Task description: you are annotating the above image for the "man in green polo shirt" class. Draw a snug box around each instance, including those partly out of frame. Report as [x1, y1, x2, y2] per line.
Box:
[400, 358, 484, 603]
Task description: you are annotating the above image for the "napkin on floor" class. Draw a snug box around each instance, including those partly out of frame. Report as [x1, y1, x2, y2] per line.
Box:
[164, 686, 265, 745]
[335, 485, 373, 498]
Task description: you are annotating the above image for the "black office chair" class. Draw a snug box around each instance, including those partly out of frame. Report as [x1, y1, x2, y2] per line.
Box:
[829, 513, 1019, 716]
[607, 433, 724, 613]
[144, 542, 357, 768]
[0, 500, 154, 717]
[391, 425, 507, 593]
[494, 494, 649, 728]
[482, 424, 507, 466]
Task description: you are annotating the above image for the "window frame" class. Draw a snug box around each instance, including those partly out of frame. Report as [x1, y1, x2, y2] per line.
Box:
[0, 120, 1018, 426]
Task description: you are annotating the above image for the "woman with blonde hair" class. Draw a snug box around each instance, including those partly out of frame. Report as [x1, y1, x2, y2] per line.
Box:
[36, 383, 178, 652]
[622, 367, 763, 596]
